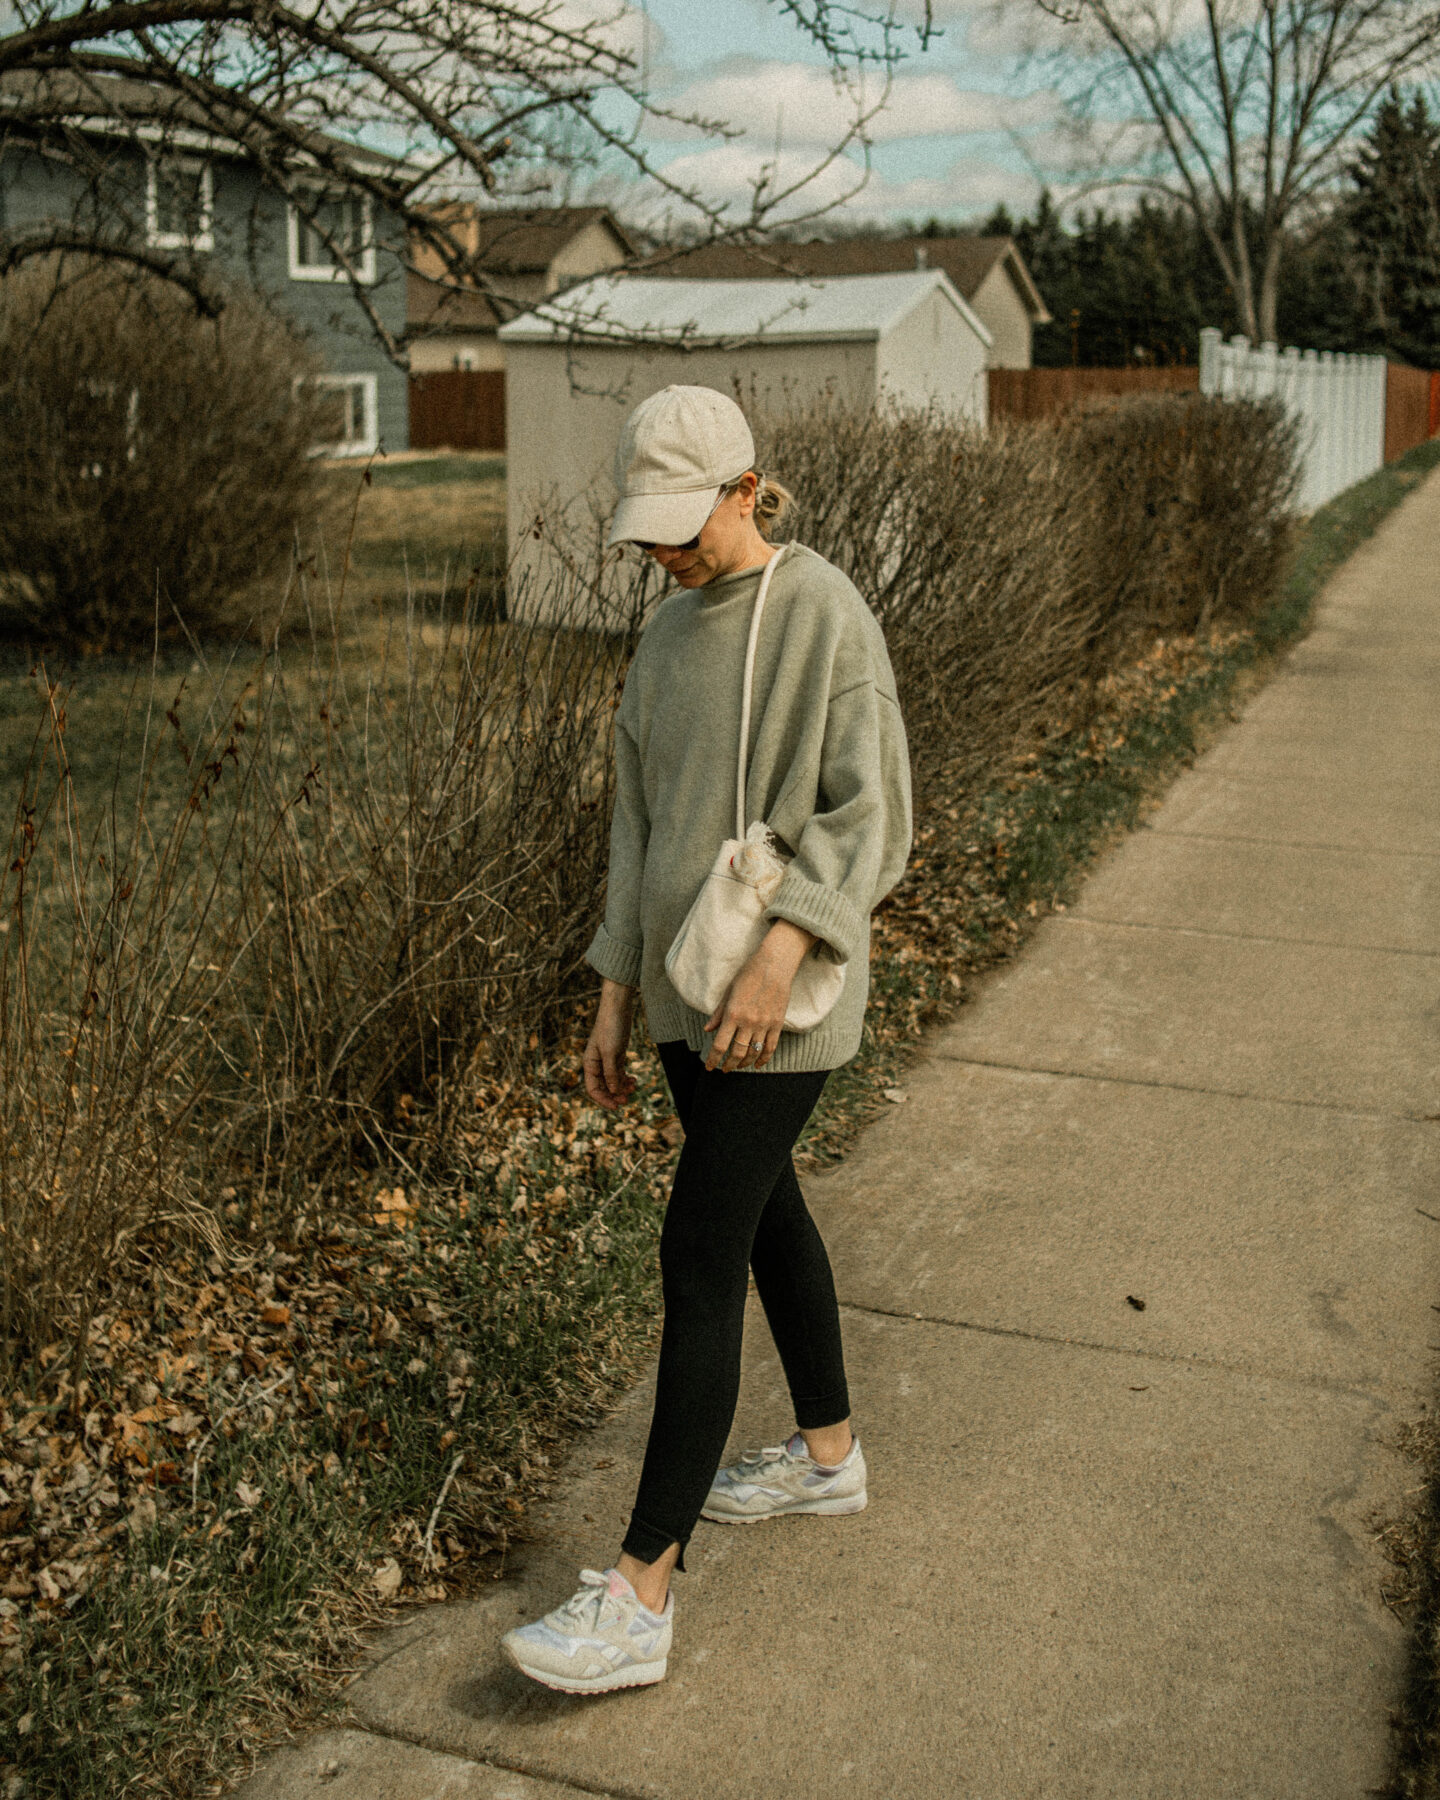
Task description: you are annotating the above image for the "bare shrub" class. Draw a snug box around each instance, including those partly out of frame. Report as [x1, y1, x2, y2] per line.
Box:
[221, 563, 651, 1215]
[0, 262, 329, 653]
[1061, 393, 1300, 661]
[0, 545, 655, 1375]
[752, 401, 1104, 801]
[753, 393, 1299, 791]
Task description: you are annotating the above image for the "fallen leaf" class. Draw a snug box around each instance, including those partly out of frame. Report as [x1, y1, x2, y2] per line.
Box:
[235, 1480, 262, 1509]
[372, 1557, 403, 1600]
[883, 1088, 907, 1103]
[261, 1304, 291, 1327]
[372, 1187, 412, 1228]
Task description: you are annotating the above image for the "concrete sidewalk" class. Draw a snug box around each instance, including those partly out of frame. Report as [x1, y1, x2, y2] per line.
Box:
[235, 470, 1440, 1800]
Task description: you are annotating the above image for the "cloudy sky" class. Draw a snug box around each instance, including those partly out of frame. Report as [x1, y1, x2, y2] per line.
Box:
[579, 0, 1083, 231]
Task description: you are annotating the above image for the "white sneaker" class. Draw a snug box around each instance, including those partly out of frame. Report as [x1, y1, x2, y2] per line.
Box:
[701, 1431, 867, 1525]
[500, 1568, 671, 1694]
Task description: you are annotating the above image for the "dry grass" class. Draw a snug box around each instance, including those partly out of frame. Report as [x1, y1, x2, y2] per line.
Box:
[322, 456, 508, 617]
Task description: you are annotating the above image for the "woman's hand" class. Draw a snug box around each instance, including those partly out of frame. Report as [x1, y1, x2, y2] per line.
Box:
[704, 920, 819, 1072]
[585, 980, 639, 1110]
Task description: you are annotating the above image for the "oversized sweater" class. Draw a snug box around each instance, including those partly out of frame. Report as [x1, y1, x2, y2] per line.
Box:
[583, 538, 914, 1072]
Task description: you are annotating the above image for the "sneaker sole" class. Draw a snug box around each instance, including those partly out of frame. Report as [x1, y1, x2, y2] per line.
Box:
[699, 1492, 867, 1525]
[502, 1644, 668, 1695]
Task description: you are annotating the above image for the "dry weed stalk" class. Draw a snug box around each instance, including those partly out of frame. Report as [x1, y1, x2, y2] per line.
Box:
[0, 660, 256, 1383]
[0, 549, 652, 1378]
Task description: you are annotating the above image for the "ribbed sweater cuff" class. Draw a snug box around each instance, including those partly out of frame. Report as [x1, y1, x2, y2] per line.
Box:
[763, 871, 864, 966]
[584, 922, 643, 988]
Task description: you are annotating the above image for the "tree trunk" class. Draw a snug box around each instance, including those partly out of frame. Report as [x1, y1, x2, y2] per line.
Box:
[1258, 234, 1284, 344]
[1229, 208, 1260, 342]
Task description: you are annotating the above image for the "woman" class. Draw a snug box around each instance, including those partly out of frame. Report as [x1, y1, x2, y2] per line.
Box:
[501, 384, 913, 1694]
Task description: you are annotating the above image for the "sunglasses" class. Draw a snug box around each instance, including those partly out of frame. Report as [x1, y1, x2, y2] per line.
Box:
[632, 483, 735, 554]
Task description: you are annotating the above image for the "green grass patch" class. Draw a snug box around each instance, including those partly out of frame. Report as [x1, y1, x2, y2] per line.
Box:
[366, 454, 506, 490]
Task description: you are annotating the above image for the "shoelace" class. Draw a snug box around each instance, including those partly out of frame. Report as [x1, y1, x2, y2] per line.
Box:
[551, 1569, 617, 1633]
[735, 1441, 804, 1479]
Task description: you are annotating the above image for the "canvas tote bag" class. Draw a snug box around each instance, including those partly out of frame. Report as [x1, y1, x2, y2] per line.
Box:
[664, 550, 846, 1034]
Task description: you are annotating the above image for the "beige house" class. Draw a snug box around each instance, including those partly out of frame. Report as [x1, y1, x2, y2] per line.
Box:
[654, 236, 1050, 370]
[408, 206, 635, 372]
[498, 268, 991, 623]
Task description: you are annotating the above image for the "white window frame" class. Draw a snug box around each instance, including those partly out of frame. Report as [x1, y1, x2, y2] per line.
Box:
[146, 155, 214, 252]
[305, 372, 380, 458]
[287, 190, 376, 285]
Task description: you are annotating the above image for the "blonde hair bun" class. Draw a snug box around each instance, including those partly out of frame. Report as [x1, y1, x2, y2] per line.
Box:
[753, 472, 794, 539]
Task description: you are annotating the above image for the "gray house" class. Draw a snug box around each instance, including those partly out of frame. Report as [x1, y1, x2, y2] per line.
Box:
[0, 69, 410, 454]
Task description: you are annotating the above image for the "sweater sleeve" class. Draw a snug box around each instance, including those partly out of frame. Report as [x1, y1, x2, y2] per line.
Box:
[583, 700, 648, 988]
[762, 676, 913, 967]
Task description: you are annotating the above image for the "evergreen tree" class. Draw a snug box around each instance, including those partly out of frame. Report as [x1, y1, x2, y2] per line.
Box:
[1347, 88, 1440, 364]
[1015, 193, 1235, 366]
[1273, 210, 1363, 352]
[979, 203, 1018, 237]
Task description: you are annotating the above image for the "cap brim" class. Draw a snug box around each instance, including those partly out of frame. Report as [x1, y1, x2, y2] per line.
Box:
[607, 485, 721, 548]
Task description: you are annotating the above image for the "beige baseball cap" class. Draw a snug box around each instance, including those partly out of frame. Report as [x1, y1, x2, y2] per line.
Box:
[607, 385, 756, 548]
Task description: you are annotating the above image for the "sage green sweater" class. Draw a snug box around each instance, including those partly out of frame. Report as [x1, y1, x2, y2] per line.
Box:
[584, 539, 914, 1072]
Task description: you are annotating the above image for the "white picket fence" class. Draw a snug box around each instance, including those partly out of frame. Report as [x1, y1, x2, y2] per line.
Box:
[1198, 327, 1388, 512]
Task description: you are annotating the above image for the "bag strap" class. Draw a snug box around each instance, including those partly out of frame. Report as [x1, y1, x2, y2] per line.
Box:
[736, 548, 781, 841]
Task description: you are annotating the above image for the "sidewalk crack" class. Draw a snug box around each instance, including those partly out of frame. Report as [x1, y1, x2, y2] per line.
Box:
[837, 1299, 1409, 1402]
[1144, 826, 1440, 862]
[1056, 913, 1440, 959]
[340, 1720, 638, 1800]
[926, 1054, 1435, 1123]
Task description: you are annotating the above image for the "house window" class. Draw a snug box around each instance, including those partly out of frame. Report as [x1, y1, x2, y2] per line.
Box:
[80, 380, 141, 476]
[308, 373, 379, 457]
[146, 157, 213, 252]
[288, 191, 375, 284]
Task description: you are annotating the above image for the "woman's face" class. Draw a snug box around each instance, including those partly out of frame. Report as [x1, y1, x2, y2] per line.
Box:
[644, 472, 762, 587]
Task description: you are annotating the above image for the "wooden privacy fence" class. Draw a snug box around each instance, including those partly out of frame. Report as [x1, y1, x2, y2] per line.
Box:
[1384, 365, 1440, 463]
[409, 370, 506, 451]
[988, 366, 1198, 422]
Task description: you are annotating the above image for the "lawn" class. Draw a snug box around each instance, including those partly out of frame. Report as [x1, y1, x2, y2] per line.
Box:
[314, 451, 507, 617]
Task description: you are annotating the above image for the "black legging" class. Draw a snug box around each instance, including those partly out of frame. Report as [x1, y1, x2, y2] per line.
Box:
[620, 1040, 851, 1570]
